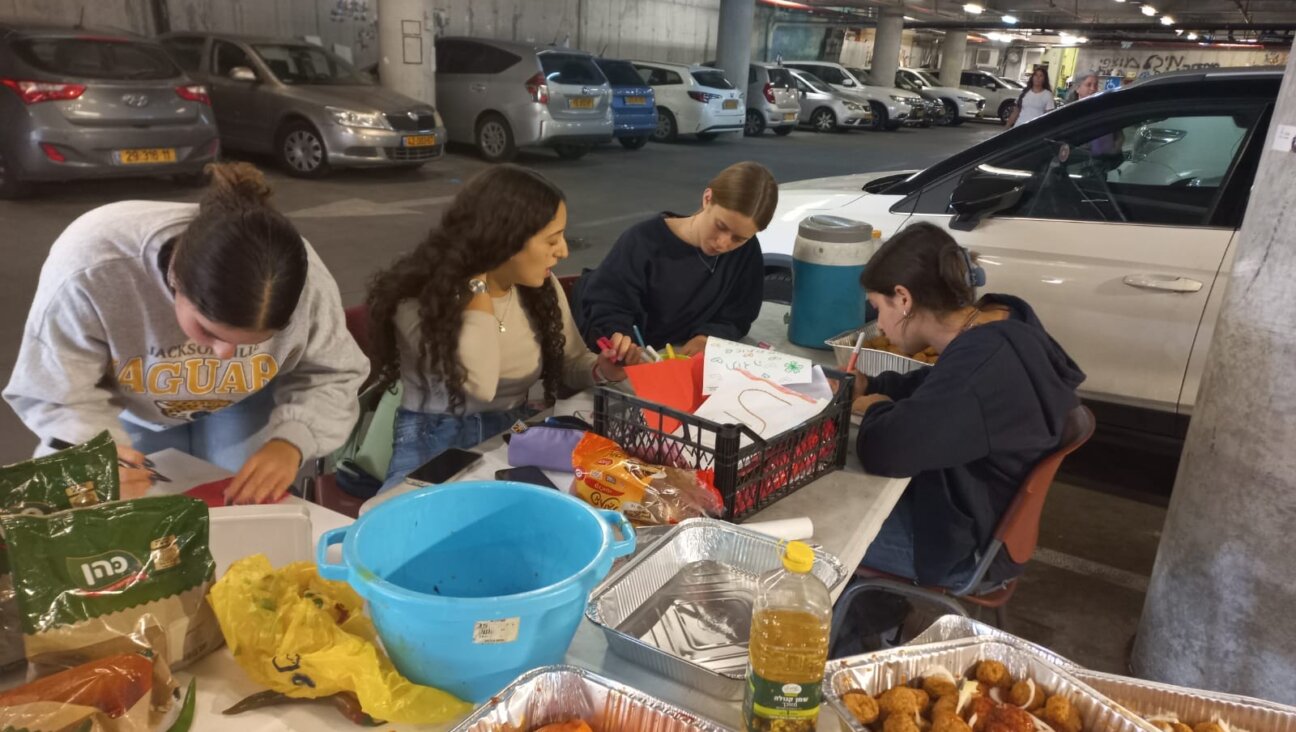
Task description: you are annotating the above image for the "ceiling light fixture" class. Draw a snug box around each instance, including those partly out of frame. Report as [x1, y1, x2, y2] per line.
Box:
[904, 15, 917, 21]
[1161, 15, 1174, 25]
[1002, 15, 1018, 24]
[1186, 32, 1198, 40]
[1077, 36, 1089, 43]
[964, 3, 984, 14]
[1141, 5, 1158, 16]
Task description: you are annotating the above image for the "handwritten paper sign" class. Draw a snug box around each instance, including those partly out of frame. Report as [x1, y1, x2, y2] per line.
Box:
[702, 337, 813, 395]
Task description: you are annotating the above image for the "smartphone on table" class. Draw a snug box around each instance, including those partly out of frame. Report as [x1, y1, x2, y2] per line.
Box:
[494, 466, 559, 491]
[407, 448, 482, 484]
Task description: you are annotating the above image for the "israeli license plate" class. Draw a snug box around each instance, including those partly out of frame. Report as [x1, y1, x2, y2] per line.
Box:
[784, 112, 798, 121]
[403, 134, 437, 147]
[569, 96, 595, 109]
[723, 99, 739, 110]
[625, 96, 647, 105]
[114, 148, 176, 165]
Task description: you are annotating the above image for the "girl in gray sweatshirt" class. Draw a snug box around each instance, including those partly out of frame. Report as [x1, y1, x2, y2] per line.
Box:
[4, 163, 368, 504]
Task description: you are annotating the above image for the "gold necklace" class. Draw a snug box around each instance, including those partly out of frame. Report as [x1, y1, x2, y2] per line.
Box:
[494, 287, 513, 333]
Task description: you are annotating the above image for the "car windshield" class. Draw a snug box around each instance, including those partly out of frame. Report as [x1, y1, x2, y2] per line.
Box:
[253, 44, 370, 85]
[796, 72, 833, 94]
[597, 59, 644, 87]
[847, 67, 873, 84]
[13, 38, 179, 80]
[767, 67, 795, 87]
[999, 76, 1024, 89]
[691, 69, 733, 89]
[914, 70, 942, 86]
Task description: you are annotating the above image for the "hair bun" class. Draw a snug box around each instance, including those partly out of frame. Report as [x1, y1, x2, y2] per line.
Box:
[201, 162, 273, 212]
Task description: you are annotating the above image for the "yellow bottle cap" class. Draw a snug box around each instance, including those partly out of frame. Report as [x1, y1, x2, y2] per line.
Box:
[782, 541, 815, 574]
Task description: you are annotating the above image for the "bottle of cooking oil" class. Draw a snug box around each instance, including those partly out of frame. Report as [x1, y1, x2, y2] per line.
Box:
[742, 541, 832, 732]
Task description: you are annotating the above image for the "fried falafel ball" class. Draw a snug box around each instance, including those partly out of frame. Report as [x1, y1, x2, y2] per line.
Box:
[1195, 723, 1227, 732]
[885, 712, 923, 732]
[934, 710, 974, 732]
[1170, 723, 1193, 732]
[986, 705, 1037, 732]
[842, 690, 881, 726]
[879, 687, 924, 718]
[914, 689, 933, 714]
[975, 661, 1013, 689]
[968, 696, 997, 732]
[933, 695, 959, 720]
[924, 675, 959, 700]
[1043, 696, 1073, 727]
[1008, 680, 1043, 711]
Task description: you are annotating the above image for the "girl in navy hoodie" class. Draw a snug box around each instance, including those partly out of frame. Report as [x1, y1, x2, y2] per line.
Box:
[853, 222, 1085, 588]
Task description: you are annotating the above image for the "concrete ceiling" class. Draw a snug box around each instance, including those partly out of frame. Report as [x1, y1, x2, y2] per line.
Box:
[793, 0, 1296, 35]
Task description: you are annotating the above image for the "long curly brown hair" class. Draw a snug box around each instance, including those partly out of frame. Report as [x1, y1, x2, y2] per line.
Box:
[367, 165, 567, 413]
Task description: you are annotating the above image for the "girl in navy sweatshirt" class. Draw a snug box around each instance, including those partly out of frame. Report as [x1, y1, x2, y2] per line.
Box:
[574, 162, 777, 356]
[853, 222, 1085, 588]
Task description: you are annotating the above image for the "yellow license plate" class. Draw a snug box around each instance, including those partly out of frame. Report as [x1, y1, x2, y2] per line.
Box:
[723, 99, 739, 110]
[784, 112, 798, 121]
[569, 97, 595, 109]
[625, 96, 647, 105]
[403, 134, 437, 147]
[115, 148, 176, 165]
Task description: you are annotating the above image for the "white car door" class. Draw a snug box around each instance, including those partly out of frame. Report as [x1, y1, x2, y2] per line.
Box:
[636, 65, 693, 135]
[900, 103, 1262, 413]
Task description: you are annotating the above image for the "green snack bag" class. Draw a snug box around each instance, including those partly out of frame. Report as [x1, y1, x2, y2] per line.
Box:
[0, 495, 224, 682]
[0, 431, 122, 672]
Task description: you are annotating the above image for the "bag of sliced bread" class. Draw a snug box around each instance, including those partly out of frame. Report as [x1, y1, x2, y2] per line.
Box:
[0, 494, 224, 725]
[0, 432, 121, 672]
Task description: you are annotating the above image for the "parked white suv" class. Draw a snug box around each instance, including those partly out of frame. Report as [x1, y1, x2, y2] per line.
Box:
[632, 61, 743, 142]
[961, 69, 1023, 123]
[783, 61, 925, 130]
[889, 67, 985, 125]
[758, 68, 1280, 440]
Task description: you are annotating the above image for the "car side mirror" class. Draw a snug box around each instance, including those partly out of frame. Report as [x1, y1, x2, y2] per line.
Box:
[843, 78, 856, 87]
[949, 166, 1028, 231]
[799, 88, 807, 98]
[229, 66, 257, 82]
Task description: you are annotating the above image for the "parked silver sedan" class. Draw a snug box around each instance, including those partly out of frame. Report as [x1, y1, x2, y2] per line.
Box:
[787, 69, 872, 132]
[0, 21, 218, 198]
[161, 32, 446, 177]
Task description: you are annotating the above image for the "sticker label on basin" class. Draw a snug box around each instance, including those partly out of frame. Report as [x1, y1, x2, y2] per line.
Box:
[473, 617, 520, 644]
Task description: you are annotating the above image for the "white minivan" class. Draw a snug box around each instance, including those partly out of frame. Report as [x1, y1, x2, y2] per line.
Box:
[632, 61, 744, 142]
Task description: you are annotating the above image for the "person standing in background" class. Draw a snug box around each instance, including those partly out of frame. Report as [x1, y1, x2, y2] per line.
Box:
[1007, 67, 1056, 128]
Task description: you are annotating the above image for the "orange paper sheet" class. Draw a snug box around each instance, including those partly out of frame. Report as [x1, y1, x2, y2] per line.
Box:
[625, 354, 706, 434]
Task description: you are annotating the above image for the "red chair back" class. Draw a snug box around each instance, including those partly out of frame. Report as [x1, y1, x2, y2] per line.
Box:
[995, 405, 1096, 564]
[344, 304, 370, 354]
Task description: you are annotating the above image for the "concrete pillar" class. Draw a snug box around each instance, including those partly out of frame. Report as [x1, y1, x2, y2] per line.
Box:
[871, 9, 904, 90]
[376, 0, 437, 105]
[939, 31, 967, 88]
[1131, 49, 1296, 705]
[716, 0, 756, 97]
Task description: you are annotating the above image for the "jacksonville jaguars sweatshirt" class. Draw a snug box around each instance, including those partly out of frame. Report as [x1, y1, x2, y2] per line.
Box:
[3, 201, 369, 462]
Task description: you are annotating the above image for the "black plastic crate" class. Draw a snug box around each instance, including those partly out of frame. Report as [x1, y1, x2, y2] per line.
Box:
[592, 368, 855, 521]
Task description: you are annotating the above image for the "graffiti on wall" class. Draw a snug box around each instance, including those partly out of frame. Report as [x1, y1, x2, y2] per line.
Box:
[1083, 48, 1289, 81]
[1095, 54, 1218, 76]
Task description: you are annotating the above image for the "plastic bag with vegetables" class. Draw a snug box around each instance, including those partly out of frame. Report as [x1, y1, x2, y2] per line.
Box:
[0, 431, 121, 672]
[0, 652, 155, 732]
[571, 433, 723, 525]
[208, 555, 472, 725]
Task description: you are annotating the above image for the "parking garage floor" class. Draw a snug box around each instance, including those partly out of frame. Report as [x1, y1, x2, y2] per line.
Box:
[0, 121, 1165, 673]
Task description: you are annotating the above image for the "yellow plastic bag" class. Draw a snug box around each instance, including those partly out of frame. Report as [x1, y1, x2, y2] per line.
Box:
[208, 555, 471, 724]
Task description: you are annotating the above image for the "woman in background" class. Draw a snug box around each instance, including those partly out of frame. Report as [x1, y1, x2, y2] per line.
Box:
[1007, 67, 1055, 128]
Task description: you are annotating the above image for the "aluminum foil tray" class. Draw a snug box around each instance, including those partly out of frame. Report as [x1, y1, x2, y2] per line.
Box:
[585, 517, 848, 700]
[907, 614, 1079, 669]
[1072, 670, 1296, 732]
[451, 664, 734, 732]
[824, 638, 1161, 732]
[826, 323, 927, 377]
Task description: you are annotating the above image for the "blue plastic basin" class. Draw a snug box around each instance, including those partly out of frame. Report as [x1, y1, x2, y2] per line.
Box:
[316, 481, 635, 701]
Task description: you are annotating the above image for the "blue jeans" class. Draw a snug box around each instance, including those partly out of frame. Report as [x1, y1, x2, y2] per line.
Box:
[860, 494, 978, 588]
[120, 381, 277, 473]
[380, 406, 533, 493]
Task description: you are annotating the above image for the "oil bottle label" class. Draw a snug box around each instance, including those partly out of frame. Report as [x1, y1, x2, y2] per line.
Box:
[742, 672, 822, 731]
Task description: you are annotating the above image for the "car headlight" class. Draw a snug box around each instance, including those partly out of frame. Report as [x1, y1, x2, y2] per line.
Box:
[958, 95, 980, 103]
[433, 110, 445, 128]
[845, 102, 864, 111]
[327, 106, 392, 130]
[889, 95, 908, 103]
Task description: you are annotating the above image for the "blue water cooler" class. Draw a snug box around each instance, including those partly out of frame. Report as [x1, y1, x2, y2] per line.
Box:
[788, 215, 873, 348]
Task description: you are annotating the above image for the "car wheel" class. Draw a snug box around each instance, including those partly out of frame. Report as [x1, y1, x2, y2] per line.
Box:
[0, 150, 32, 199]
[773, 126, 794, 136]
[868, 102, 888, 131]
[619, 135, 649, 150]
[554, 143, 591, 160]
[936, 99, 959, 126]
[811, 108, 837, 133]
[763, 269, 793, 305]
[652, 109, 679, 142]
[998, 100, 1016, 124]
[277, 121, 330, 178]
[744, 109, 766, 136]
[475, 113, 517, 163]
[695, 132, 720, 142]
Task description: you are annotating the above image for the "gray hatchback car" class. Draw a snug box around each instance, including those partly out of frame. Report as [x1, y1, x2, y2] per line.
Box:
[0, 21, 218, 198]
[161, 32, 446, 178]
[435, 37, 613, 162]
